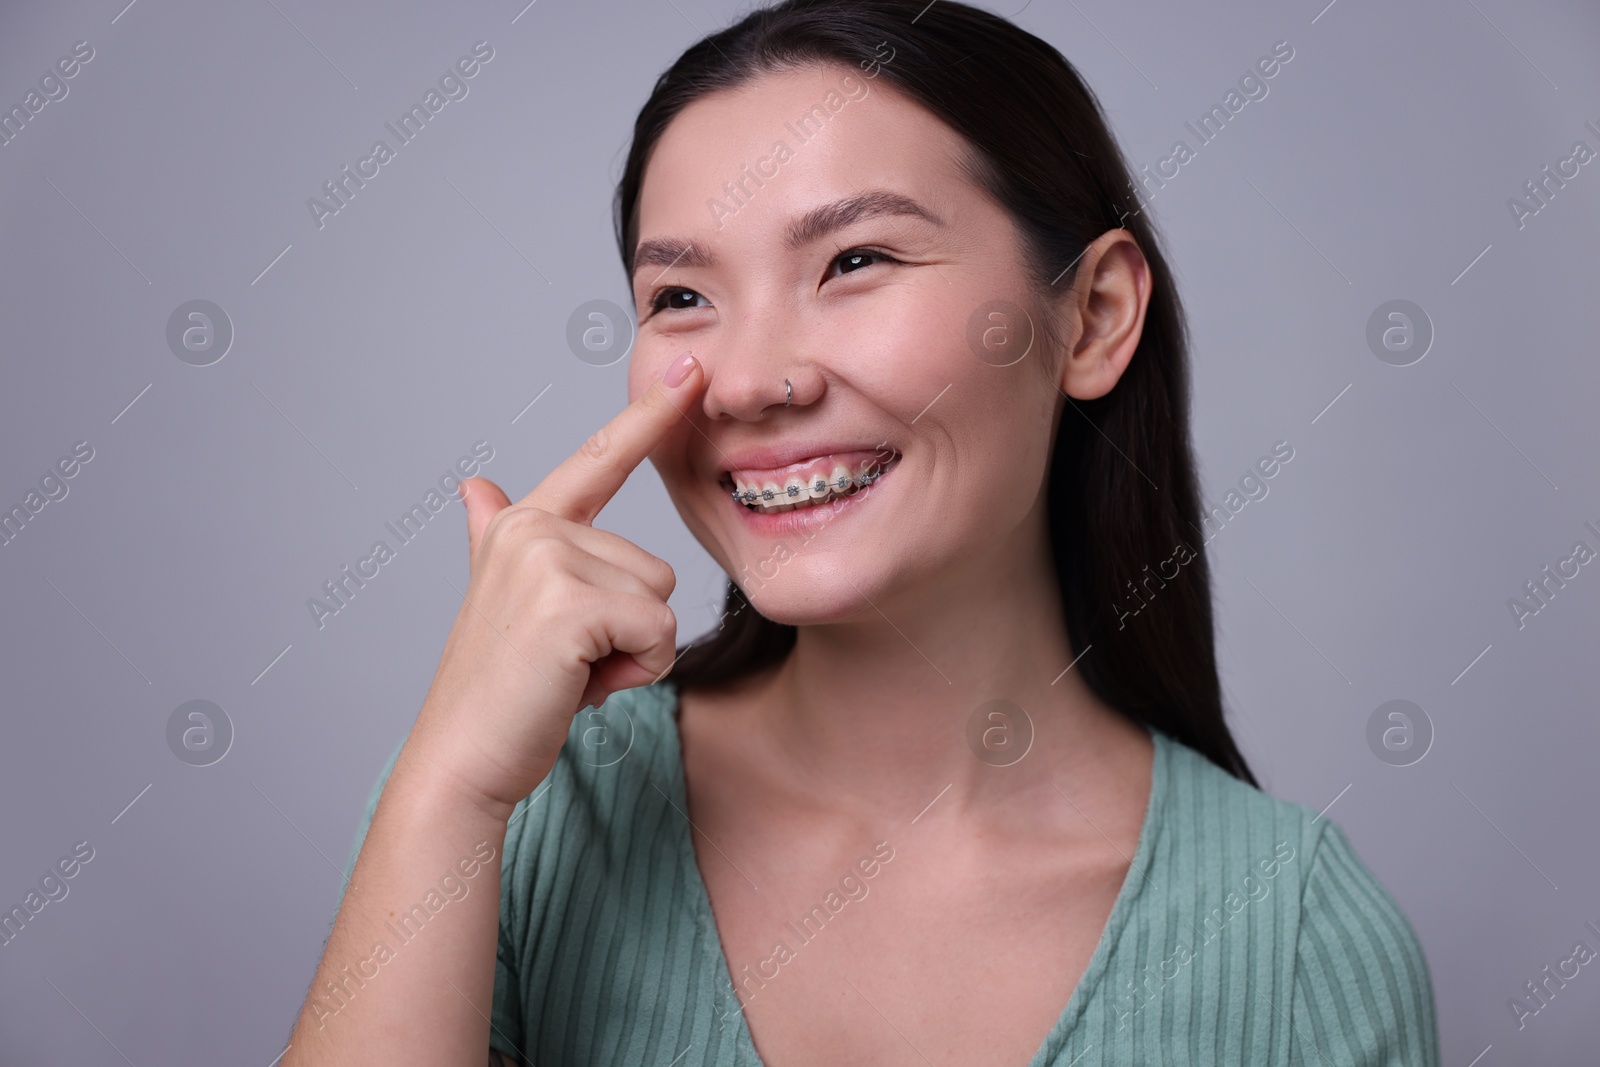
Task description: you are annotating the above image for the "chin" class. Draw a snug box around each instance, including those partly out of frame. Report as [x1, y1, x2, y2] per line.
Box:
[734, 568, 886, 627]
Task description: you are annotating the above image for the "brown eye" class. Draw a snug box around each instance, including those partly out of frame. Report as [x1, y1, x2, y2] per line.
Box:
[650, 288, 710, 312]
[828, 248, 894, 278]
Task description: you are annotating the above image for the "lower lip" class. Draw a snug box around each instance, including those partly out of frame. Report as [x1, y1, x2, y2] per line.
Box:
[724, 459, 899, 537]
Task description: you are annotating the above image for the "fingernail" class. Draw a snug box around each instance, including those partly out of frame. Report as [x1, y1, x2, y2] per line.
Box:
[664, 353, 698, 388]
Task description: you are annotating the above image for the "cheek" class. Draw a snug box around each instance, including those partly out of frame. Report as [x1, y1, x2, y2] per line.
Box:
[933, 363, 1056, 517]
[831, 296, 973, 406]
[835, 292, 1051, 476]
[852, 302, 1050, 521]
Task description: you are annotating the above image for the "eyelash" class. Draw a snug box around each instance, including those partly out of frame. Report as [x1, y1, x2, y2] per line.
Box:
[646, 246, 897, 314]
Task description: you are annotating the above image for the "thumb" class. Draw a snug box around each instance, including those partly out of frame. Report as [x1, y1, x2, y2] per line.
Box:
[459, 476, 514, 559]
[578, 649, 671, 711]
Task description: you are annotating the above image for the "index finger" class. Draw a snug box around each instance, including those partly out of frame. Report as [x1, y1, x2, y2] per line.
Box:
[521, 353, 703, 524]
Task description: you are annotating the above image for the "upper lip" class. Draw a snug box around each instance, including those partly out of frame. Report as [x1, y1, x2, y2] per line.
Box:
[716, 440, 899, 478]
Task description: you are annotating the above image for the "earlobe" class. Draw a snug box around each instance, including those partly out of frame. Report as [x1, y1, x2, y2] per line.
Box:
[1056, 231, 1151, 401]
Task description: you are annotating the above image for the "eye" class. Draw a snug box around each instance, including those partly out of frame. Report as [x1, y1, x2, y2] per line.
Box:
[646, 247, 896, 315]
[827, 247, 896, 279]
[648, 287, 711, 314]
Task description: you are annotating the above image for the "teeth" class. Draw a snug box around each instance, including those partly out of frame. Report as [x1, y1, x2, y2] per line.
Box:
[729, 455, 897, 511]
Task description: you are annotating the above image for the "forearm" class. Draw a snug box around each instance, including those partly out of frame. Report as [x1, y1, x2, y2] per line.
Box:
[283, 746, 518, 1064]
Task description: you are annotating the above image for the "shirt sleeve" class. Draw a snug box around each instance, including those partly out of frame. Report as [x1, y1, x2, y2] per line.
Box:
[1287, 821, 1441, 1067]
[488, 791, 535, 1061]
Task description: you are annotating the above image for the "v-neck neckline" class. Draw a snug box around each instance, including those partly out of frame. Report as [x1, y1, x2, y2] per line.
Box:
[655, 678, 1170, 1067]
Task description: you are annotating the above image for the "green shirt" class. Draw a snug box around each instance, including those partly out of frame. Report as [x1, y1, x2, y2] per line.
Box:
[344, 679, 1440, 1065]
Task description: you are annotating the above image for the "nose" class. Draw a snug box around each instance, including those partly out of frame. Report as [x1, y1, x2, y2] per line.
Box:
[699, 305, 820, 420]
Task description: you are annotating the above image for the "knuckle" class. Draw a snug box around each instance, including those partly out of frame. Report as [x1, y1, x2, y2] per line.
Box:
[512, 504, 554, 529]
[480, 506, 514, 542]
[655, 558, 678, 595]
[580, 427, 611, 463]
[522, 535, 571, 572]
[533, 571, 586, 628]
[486, 504, 542, 543]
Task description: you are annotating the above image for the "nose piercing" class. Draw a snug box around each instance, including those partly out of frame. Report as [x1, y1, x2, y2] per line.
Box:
[784, 379, 792, 407]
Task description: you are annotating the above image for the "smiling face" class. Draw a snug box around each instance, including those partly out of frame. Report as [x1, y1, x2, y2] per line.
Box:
[626, 63, 1079, 626]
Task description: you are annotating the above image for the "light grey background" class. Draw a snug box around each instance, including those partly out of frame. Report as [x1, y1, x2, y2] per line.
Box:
[2, 0, 1596, 1062]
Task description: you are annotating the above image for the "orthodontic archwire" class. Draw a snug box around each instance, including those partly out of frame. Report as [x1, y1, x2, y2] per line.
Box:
[730, 464, 890, 505]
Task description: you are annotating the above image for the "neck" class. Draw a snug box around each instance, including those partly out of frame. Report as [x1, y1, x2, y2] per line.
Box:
[749, 502, 1145, 825]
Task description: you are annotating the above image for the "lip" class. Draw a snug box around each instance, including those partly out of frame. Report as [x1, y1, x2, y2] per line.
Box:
[716, 439, 898, 479]
[724, 452, 901, 535]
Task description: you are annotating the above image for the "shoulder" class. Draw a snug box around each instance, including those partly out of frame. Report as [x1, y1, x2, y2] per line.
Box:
[1149, 729, 1324, 880]
[1143, 732, 1440, 1064]
[1287, 819, 1440, 1065]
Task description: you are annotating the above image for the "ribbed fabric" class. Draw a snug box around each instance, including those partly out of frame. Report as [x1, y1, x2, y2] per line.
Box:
[344, 680, 1440, 1065]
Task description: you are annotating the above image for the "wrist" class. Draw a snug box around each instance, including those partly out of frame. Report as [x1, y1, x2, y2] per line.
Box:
[388, 740, 524, 826]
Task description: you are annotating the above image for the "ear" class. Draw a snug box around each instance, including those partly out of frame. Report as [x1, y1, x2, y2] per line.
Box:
[1049, 229, 1152, 401]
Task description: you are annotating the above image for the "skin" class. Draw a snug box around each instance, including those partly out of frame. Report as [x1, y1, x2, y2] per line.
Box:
[283, 342, 705, 1059]
[283, 60, 1158, 1067]
[623, 64, 1159, 1064]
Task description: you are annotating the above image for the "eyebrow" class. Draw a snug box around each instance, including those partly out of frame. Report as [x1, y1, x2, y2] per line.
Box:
[631, 190, 944, 278]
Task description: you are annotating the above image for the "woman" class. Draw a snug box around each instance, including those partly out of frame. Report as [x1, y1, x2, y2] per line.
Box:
[285, 0, 1440, 1063]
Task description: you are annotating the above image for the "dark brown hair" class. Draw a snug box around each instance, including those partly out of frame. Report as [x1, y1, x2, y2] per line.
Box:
[613, 0, 1257, 785]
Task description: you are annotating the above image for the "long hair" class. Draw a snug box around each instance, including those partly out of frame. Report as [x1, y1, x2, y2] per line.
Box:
[613, 0, 1257, 785]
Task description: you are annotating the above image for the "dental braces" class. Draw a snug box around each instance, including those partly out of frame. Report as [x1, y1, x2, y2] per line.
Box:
[730, 465, 889, 505]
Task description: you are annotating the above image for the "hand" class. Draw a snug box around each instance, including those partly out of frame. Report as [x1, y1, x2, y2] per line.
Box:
[412, 355, 705, 817]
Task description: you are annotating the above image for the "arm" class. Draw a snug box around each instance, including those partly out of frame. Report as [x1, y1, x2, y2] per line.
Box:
[282, 748, 517, 1062]
[282, 361, 704, 1063]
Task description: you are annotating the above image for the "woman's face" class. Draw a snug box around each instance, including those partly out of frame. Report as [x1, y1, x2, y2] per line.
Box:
[627, 63, 1078, 625]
